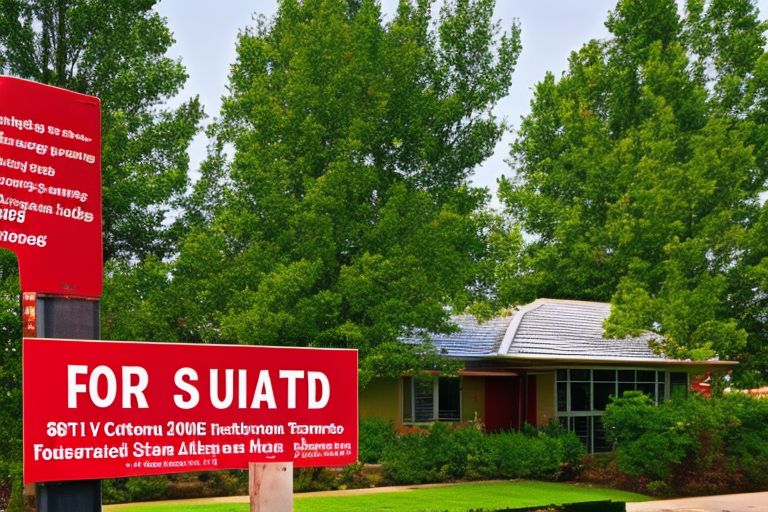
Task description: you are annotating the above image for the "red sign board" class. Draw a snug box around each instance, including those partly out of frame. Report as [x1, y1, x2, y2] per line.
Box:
[0, 76, 102, 297]
[21, 291, 36, 337]
[23, 338, 358, 483]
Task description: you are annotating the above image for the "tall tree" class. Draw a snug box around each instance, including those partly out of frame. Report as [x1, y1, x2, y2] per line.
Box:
[104, 0, 521, 383]
[500, 0, 767, 381]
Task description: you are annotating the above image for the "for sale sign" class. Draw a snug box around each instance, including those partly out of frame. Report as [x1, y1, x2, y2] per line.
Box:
[0, 76, 102, 297]
[23, 338, 358, 483]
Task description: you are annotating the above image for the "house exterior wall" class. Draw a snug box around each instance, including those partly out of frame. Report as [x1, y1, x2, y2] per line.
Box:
[359, 377, 401, 427]
[536, 371, 556, 427]
[461, 376, 485, 424]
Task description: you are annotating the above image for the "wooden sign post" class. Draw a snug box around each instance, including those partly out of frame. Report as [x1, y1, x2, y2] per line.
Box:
[249, 463, 293, 512]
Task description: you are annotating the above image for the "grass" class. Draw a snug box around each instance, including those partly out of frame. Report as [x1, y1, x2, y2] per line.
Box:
[104, 480, 650, 512]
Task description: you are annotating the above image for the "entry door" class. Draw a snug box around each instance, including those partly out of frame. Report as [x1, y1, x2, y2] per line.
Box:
[484, 377, 520, 432]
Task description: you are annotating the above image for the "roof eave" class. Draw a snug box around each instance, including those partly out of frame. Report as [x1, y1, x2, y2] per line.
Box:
[453, 353, 739, 366]
[501, 354, 738, 366]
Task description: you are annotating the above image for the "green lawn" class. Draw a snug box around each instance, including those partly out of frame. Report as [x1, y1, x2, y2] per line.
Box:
[105, 481, 649, 512]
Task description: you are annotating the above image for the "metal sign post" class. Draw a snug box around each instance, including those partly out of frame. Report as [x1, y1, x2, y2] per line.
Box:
[33, 296, 101, 512]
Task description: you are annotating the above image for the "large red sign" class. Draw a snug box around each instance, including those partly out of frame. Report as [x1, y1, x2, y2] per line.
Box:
[23, 338, 358, 483]
[0, 76, 102, 297]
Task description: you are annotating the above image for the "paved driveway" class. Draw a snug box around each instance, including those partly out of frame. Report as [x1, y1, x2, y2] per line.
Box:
[627, 492, 768, 512]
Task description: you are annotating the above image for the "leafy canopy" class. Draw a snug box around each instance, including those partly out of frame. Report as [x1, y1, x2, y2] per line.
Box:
[104, 0, 521, 384]
[500, 0, 767, 379]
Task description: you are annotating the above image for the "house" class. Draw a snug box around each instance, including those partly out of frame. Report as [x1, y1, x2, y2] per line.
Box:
[359, 299, 737, 452]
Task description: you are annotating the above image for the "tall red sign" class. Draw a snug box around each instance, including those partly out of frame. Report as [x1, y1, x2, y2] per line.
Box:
[23, 338, 358, 483]
[0, 76, 102, 297]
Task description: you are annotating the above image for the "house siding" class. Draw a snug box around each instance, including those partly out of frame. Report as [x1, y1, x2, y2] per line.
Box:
[536, 371, 556, 427]
[461, 376, 485, 424]
[359, 377, 401, 427]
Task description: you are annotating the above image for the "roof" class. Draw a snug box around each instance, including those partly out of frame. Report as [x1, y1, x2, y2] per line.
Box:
[405, 299, 733, 365]
[402, 314, 513, 357]
[503, 299, 663, 361]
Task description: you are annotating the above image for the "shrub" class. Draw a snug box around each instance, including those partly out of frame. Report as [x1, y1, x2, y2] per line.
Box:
[337, 462, 372, 489]
[103, 471, 249, 504]
[382, 429, 431, 484]
[124, 476, 168, 502]
[359, 418, 398, 464]
[382, 422, 584, 484]
[603, 391, 768, 495]
[293, 467, 339, 492]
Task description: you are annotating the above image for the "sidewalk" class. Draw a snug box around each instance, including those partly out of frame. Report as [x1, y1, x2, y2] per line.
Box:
[627, 491, 768, 512]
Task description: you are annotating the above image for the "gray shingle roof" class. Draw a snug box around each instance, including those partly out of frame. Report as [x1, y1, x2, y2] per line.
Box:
[408, 299, 666, 362]
[402, 314, 513, 357]
[504, 300, 663, 360]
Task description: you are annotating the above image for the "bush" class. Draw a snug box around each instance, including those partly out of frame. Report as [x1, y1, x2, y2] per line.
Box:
[603, 391, 768, 496]
[124, 476, 168, 502]
[382, 422, 584, 484]
[103, 471, 249, 504]
[359, 418, 398, 464]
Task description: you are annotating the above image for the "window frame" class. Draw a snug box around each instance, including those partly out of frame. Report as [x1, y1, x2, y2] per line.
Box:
[556, 368, 687, 452]
[402, 375, 462, 424]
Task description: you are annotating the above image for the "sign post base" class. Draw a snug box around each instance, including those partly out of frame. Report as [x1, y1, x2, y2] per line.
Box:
[249, 462, 293, 512]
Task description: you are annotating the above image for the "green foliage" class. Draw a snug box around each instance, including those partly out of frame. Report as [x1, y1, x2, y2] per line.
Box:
[381, 422, 585, 485]
[603, 392, 768, 495]
[111, 0, 521, 377]
[0, 253, 22, 512]
[125, 477, 168, 502]
[358, 418, 398, 464]
[500, 0, 768, 376]
[103, 471, 249, 504]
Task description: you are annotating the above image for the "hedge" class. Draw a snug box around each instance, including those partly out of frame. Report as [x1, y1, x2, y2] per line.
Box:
[603, 391, 768, 496]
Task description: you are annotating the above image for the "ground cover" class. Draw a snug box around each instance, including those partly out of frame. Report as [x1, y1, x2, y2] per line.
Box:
[104, 480, 649, 512]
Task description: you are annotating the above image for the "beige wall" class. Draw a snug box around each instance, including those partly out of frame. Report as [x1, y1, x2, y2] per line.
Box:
[359, 377, 401, 427]
[536, 371, 556, 426]
[461, 376, 485, 424]
[360, 376, 488, 427]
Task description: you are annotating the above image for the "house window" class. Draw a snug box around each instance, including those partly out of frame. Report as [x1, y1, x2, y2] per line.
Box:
[556, 369, 678, 452]
[402, 376, 461, 423]
[669, 372, 688, 399]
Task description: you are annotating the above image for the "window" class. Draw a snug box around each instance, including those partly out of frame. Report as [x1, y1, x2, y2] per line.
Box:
[669, 372, 688, 399]
[556, 368, 682, 452]
[402, 376, 461, 423]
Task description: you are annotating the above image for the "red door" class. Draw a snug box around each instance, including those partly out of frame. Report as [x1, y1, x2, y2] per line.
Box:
[484, 377, 519, 432]
[484, 375, 538, 433]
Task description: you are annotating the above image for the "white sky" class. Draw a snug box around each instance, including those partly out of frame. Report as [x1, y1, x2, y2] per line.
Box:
[154, 0, 768, 202]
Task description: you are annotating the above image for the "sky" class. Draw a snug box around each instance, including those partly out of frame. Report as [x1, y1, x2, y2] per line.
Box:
[154, 0, 768, 202]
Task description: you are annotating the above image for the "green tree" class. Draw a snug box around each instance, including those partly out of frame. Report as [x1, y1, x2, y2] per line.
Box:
[500, 0, 766, 376]
[104, 0, 521, 382]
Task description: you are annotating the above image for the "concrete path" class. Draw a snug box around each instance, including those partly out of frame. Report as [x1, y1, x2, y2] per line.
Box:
[627, 492, 768, 512]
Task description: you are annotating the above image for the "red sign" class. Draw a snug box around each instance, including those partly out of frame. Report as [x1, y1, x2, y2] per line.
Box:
[21, 292, 36, 337]
[0, 76, 102, 297]
[23, 338, 358, 483]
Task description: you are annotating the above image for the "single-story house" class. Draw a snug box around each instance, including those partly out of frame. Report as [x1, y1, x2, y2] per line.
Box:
[359, 299, 737, 452]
